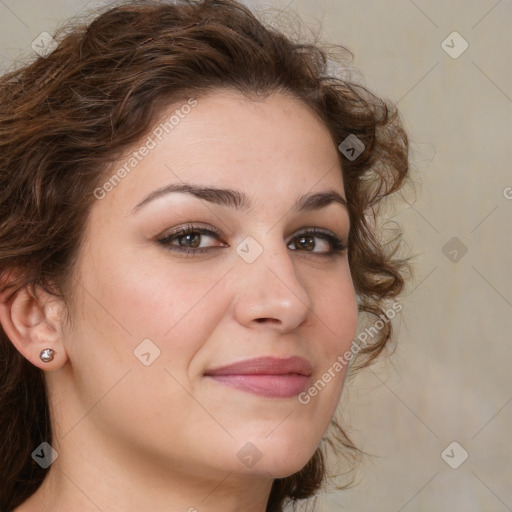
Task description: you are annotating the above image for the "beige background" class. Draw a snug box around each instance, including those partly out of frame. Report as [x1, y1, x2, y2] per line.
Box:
[1, 1, 511, 510]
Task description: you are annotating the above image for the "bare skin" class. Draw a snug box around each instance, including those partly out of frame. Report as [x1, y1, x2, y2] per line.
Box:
[2, 89, 357, 512]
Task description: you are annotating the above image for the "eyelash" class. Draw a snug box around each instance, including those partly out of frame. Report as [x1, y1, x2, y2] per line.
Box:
[157, 224, 348, 258]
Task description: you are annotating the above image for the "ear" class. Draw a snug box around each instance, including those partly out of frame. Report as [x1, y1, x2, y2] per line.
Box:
[0, 278, 68, 370]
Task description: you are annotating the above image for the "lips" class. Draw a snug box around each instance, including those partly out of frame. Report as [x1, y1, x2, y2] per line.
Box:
[204, 356, 312, 398]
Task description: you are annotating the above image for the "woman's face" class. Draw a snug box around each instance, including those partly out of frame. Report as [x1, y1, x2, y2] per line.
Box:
[56, 89, 358, 482]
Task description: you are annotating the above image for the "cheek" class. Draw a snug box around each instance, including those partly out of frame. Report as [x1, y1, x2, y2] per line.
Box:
[75, 244, 230, 367]
[316, 272, 358, 352]
[63, 252, 228, 434]
[306, 274, 358, 405]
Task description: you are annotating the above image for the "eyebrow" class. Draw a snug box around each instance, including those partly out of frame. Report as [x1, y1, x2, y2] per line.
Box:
[130, 183, 349, 216]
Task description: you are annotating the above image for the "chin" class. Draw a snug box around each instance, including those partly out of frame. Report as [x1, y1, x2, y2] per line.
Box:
[251, 456, 315, 479]
[245, 443, 318, 479]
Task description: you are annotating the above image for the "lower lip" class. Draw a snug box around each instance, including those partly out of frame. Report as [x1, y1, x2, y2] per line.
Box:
[206, 374, 310, 398]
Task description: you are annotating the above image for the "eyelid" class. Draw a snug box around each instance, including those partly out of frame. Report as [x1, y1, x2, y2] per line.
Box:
[157, 224, 345, 243]
[158, 223, 223, 240]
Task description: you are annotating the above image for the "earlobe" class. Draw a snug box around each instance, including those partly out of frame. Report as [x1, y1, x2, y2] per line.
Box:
[0, 283, 68, 370]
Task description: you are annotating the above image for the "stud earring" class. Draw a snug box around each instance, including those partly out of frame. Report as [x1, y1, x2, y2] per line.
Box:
[39, 348, 55, 362]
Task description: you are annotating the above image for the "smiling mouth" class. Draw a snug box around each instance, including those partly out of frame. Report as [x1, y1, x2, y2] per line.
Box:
[204, 356, 312, 398]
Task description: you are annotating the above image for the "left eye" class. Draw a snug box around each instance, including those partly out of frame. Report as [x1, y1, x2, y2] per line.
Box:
[157, 224, 347, 256]
[288, 233, 332, 253]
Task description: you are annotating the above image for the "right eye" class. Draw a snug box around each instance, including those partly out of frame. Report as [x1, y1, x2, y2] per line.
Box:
[157, 224, 228, 255]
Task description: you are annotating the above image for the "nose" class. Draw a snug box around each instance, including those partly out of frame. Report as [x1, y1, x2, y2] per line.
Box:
[231, 236, 313, 332]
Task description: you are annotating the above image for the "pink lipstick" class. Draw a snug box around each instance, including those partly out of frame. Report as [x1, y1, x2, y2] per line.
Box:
[204, 356, 312, 398]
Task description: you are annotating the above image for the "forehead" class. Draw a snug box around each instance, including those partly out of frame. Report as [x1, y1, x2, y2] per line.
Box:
[97, 89, 346, 214]
[174, 89, 340, 165]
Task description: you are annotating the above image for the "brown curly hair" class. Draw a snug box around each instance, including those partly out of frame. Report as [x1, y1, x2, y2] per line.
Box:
[0, 0, 410, 510]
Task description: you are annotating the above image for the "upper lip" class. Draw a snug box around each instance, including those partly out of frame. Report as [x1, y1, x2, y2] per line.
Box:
[205, 356, 313, 376]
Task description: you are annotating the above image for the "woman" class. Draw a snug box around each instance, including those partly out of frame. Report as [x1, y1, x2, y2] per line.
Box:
[0, 1, 410, 510]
